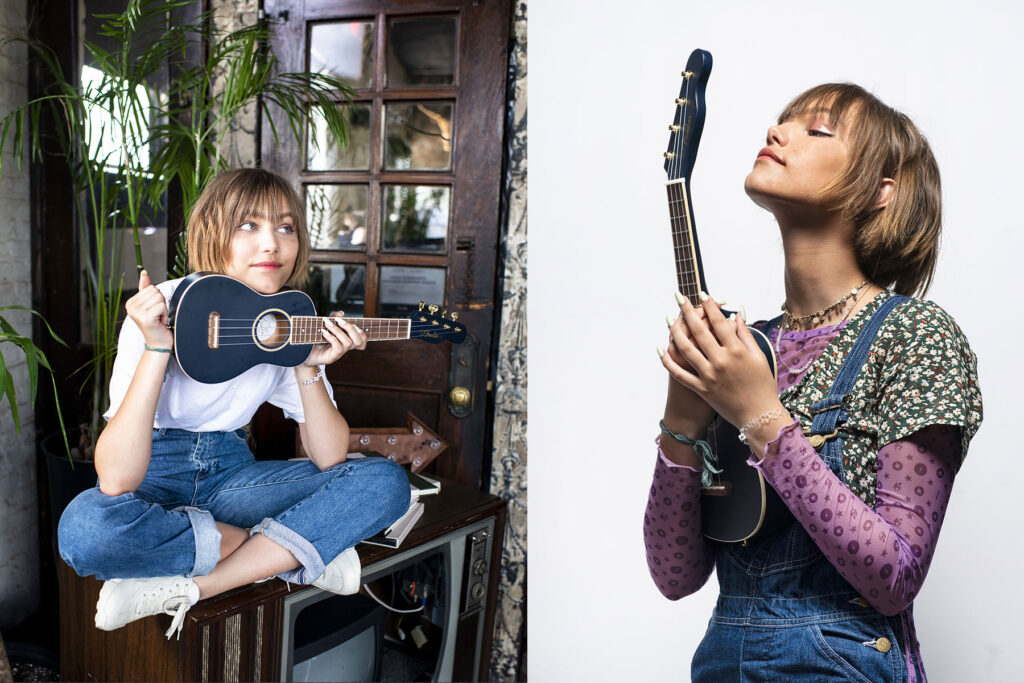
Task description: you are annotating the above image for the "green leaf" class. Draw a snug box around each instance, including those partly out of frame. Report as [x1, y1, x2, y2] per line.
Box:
[22, 342, 39, 408]
[0, 347, 19, 432]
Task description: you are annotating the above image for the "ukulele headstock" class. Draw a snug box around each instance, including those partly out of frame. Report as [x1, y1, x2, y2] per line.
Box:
[664, 49, 712, 181]
[409, 301, 467, 344]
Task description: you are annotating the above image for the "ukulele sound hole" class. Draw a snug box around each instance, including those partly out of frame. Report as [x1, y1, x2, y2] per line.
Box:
[252, 310, 290, 351]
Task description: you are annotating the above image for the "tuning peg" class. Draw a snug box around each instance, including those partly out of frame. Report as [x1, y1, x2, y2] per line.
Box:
[664, 152, 675, 159]
[682, 70, 693, 79]
[669, 124, 680, 131]
[675, 98, 687, 105]
[418, 301, 426, 311]
[441, 308, 447, 318]
[451, 312, 459, 321]
[428, 304, 439, 315]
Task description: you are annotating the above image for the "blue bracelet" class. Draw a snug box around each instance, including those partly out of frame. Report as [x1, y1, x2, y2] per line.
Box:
[659, 420, 721, 487]
[144, 344, 172, 353]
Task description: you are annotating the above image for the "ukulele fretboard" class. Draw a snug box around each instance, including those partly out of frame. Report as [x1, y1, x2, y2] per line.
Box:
[666, 178, 705, 303]
[289, 317, 412, 344]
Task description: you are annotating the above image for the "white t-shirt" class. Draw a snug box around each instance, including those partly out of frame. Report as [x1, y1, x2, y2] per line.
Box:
[103, 277, 335, 431]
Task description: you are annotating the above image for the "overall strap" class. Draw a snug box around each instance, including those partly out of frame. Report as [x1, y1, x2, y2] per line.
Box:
[761, 314, 784, 338]
[808, 294, 909, 477]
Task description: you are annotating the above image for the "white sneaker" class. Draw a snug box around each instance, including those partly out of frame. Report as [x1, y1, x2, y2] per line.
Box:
[95, 575, 200, 639]
[312, 547, 361, 595]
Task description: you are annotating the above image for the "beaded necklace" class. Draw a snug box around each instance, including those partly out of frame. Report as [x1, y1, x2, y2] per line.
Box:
[775, 280, 869, 374]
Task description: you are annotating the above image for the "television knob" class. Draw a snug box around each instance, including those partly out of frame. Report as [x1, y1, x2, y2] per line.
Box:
[473, 560, 487, 576]
[471, 582, 485, 600]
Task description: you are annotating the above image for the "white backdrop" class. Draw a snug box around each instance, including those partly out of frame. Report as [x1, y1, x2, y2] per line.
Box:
[530, 1, 1023, 680]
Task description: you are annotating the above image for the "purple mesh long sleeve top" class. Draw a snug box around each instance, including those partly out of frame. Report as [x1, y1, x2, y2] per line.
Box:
[644, 322, 960, 615]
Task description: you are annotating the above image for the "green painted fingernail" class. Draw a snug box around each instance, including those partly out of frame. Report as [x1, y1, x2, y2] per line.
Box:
[674, 291, 687, 306]
[666, 315, 675, 327]
[698, 291, 709, 303]
[656, 346, 664, 358]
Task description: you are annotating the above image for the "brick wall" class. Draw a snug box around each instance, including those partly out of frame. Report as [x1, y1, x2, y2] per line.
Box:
[0, 0, 40, 631]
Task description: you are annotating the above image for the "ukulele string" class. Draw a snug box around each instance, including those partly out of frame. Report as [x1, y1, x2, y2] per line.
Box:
[205, 323, 446, 334]
[671, 72, 721, 484]
[193, 340, 407, 346]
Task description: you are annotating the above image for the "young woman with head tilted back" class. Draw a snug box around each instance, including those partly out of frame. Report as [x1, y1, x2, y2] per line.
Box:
[58, 168, 410, 638]
[646, 84, 982, 680]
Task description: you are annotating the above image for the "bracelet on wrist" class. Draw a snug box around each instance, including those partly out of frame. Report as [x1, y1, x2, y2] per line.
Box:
[302, 369, 323, 386]
[659, 420, 721, 487]
[143, 344, 172, 354]
[737, 407, 789, 445]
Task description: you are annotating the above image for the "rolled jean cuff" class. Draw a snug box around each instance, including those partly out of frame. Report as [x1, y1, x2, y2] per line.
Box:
[184, 507, 221, 577]
[251, 518, 324, 585]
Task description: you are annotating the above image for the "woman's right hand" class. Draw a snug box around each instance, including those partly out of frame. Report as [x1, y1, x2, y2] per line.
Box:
[126, 270, 173, 349]
[660, 297, 715, 436]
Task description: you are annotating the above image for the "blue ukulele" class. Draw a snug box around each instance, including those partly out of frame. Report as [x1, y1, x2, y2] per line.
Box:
[168, 273, 466, 384]
[664, 49, 789, 543]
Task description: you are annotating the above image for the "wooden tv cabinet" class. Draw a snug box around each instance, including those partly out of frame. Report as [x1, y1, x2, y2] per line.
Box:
[58, 477, 506, 682]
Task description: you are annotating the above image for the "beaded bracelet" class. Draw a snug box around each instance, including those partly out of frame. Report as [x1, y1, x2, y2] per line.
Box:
[737, 407, 789, 444]
[659, 420, 721, 487]
[302, 369, 323, 386]
[143, 344, 172, 354]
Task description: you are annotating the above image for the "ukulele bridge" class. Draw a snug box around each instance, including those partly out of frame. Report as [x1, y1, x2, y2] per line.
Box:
[701, 482, 733, 496]
[207, 312, 220, 349]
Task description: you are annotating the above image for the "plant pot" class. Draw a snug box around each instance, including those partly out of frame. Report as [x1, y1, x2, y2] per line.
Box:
[41, 430, 96, 545]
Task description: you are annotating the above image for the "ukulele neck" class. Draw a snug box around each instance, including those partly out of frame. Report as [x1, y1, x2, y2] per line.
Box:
[666, 177, 708, 303]
[289, 317, 411, 344]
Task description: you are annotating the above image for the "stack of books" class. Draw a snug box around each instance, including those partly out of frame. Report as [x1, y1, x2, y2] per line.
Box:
[353, 454, 441, 548]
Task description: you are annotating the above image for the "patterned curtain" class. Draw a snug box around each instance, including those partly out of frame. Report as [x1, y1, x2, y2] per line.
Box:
[488, 1, 528, 680]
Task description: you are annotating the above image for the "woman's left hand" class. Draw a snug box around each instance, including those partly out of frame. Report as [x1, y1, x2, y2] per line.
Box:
[303, 314, 367, 366]
[663, 294, 783, 430]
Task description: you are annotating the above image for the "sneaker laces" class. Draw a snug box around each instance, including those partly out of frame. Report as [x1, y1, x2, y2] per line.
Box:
[163, 598, 192, 640]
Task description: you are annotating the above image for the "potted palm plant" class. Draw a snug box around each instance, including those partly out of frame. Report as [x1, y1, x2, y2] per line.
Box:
[0, 306, 67, 674]
[0, 0, 352, 465]
[0, 306, 67, 445]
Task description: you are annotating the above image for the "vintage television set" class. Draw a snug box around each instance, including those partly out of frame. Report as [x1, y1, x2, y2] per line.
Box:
[58, 478, 505, 683]
[282, 517, 497, 682]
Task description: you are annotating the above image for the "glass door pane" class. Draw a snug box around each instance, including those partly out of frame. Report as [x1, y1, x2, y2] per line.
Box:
[308, 103, 372, 171]
[386, 16, 457, 87]
[310, 20, 376, 89]
[383, 101, 453, 170]
[381, 185, 450, 252]
[306, 184, 369, 251]
[307, 264, 367, 317]
[379, 265, 446, 317]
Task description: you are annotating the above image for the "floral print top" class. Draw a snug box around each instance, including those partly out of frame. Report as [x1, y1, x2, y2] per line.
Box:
[774, 291, 982, 507]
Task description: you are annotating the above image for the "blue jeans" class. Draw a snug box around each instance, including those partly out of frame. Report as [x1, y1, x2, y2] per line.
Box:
[58, 429, 410, 584]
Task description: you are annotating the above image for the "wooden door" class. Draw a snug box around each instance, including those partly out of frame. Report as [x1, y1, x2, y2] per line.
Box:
[260, 0, 510, 488]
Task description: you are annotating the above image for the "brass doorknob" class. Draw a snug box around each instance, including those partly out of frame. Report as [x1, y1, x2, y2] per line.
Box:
[449, 386, 471, 407]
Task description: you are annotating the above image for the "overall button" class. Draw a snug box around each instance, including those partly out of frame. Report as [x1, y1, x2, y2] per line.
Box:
[874, 637, 892, 653]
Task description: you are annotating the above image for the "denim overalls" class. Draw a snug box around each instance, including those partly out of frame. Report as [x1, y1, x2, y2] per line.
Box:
[691, 294, 926, 682]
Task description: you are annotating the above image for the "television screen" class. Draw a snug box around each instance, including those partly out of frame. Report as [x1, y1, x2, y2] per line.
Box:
[293, 626, 377, 682]
[291, 594, 386, 682]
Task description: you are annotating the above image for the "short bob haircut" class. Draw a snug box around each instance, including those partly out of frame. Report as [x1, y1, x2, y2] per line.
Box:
[779, 84, 941, 297]
[186, 168, 310, 288]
